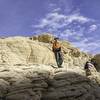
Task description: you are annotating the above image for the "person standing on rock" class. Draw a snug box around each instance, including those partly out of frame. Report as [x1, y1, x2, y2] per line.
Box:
[51, 37, 63, 68]
[84, 61, 97, 76]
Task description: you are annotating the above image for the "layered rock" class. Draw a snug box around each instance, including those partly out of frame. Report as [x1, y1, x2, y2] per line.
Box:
[0, 34, 99, 100]
[0, 64, 99, 100]
[30, 34, 91, 68]
[92, 54, 100, 72]
[0, 35, 90, 67]
[0, 37, 56, 65]
[30, 33, 54, 43]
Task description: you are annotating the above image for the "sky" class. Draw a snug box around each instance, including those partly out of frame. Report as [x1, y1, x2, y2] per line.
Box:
[0, 0, 100, 54]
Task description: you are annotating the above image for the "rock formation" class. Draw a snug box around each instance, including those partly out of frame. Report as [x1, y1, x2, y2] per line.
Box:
[0, 34, 99, 100]
[91, 54, 100, 72]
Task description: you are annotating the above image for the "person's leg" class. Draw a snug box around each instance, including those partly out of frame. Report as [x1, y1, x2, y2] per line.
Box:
[58, 52, 63, 67]
[54, 52, 60, 67]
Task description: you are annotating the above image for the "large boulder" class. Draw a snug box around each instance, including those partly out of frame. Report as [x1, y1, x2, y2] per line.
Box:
[0, 37, 56, 65]
[30, 33, 54, 43]
[60, 40, 91, 68]
[0, 64, 99, 100]
[30, 34, 91, 68]
[91, 54, 100, 72]
[0, 35, 91, 67]
[38, 33, 54, 43]
[0, 34, 99, 100]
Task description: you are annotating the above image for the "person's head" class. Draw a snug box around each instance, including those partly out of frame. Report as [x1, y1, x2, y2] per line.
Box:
[54, 37, 59, 42]
[86, 61, 91, 64]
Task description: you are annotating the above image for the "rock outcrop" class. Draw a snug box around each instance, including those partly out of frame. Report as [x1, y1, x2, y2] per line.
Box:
[92, 54, 100, 72]
[0, 36, 56, 65]
[0, 64, 100, 100]
[0, 35, 90, 67]
[30, 33, 54, 43]
[0, 34, 99, 100]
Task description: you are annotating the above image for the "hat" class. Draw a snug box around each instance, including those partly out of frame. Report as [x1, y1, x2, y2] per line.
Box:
[86, 61, 91, 63]
[54, 37, 59, 40]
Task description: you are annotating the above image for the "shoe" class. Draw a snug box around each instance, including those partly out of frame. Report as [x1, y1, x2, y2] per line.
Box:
[58, 65, 62, 68]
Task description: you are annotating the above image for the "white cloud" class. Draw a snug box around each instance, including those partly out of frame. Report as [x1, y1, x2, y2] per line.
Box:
[33, 11, 93, 43]
[34, 12, 66, 29]
[89, 24, 97, 32]
[34, 12, 92, 30]
[66, 13, 91, 23]
[59, 29, 76, 39]
[49, 3, 56, 7]
[32, 1, 99, 54]
[52, 8, 61, 12]
[73, 38, 100, 53]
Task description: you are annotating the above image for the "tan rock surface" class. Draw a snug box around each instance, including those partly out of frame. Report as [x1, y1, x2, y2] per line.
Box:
[92, 54, 100, 71]
[0, 64, 99, 100]
[0, 34, 99, 100]
[0, 37, 56, 65]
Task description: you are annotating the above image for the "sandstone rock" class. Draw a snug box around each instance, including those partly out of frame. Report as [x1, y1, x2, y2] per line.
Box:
[30, 33, 54, 43]
[29, 35, 38, 41]
[0, 35, 91, 68]
[0, 64, 99, 100]
[38, 33, 54, 43]
[0, 37, 56, 65]
[91, 54, 100, 72]
[0, 34, 99, 100]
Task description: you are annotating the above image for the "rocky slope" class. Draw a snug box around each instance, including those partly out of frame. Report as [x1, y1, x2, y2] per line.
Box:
[0, 34, 100, 100]
[91, 54, 100, 72]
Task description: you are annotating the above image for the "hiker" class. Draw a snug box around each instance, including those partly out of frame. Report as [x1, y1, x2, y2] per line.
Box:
[51, 37, 63, 68]
[84, 61, 94, 69]
[84, 61, 96, 76]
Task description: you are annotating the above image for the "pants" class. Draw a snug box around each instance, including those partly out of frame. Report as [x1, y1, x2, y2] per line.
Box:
[85, 69, 91, 76]
[54, 51, 63, 68]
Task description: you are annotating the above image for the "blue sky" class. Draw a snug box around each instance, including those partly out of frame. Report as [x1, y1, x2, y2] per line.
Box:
[0, 0, 100, 54]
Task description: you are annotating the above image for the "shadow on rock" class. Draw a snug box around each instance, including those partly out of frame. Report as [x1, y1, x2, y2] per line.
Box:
[42, 71, 100, 100]
[0, 67, 99, 100]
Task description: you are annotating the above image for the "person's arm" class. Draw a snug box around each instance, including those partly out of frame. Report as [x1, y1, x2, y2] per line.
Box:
[59, 47, 61, 51]
[51, 41, 55, 52]
[89, 63, 94, 67]
[52, 48, 55, 52]
[50, 40, 54, 44]
[84, 63, 88, 69]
